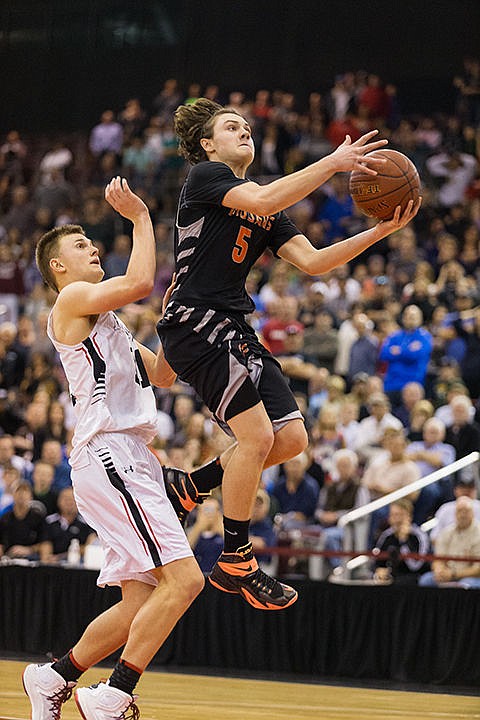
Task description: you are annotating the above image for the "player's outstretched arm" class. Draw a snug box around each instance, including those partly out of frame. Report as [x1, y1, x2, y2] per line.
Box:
[135, 341, 177, 388]
[127, 273, 178, 387]
[57, 178, 156, 316]
[278, 198, 422, 276]
[222, 131, 388, 217]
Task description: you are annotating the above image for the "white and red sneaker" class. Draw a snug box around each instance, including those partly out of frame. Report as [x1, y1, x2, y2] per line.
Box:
[75, 682, 139, 720]
[22, 663, 76, 720]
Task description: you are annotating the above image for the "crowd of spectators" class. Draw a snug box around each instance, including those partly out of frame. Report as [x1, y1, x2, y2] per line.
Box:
[1, 61, 480, 585]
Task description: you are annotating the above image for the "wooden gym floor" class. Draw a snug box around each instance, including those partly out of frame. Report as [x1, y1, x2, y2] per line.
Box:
[1, 659, 479, 719]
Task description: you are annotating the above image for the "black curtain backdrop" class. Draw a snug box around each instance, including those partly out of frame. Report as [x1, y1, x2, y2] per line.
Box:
[1, 565, 479, 687]
[1, 1, 480, 131]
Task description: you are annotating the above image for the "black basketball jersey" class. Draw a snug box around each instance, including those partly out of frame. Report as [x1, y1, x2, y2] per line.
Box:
[170, 161, 300, 314]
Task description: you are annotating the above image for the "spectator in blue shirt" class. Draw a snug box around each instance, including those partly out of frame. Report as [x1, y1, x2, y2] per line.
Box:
[271, 452, 320, 529]
[39, 439, 71, 492]
[316, 174, 354, 241]
[186, 496, 224, 574]
[89, 110, 123, 159]
[406, 417, 456, 524]
[379, 305, 433, 404]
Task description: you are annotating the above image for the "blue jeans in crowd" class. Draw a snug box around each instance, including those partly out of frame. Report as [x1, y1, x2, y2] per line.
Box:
[323, 526, 344, 568]
[419, 571, 480, 589]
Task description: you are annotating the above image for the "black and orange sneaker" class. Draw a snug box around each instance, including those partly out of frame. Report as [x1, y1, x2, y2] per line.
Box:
[163, 467, 209, 526]
[209, 542, 298, 610]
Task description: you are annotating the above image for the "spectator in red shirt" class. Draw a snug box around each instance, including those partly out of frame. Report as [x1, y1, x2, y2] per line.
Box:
[358, 74, 390, 121]
[261, 296, 303, 356]
[325, 112, 362, 148]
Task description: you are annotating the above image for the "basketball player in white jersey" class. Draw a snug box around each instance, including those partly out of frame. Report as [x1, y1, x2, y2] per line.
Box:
[23, 177, 205, 720]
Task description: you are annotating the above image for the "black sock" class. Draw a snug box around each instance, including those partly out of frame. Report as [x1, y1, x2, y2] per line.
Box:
[223, 516, 250, 553]
[52, 650, 85, 682]
[190, 456, 224, 494]
[108, 658, 142, 696]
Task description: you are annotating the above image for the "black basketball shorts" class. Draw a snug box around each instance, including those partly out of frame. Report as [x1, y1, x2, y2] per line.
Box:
[158, 305, 302, 435]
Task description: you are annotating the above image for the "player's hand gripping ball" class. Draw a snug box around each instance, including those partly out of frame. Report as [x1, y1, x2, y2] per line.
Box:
[349, 149, 421, 220]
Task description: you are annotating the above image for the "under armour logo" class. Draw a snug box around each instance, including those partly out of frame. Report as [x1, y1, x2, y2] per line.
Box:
[124, 465, 134, 473]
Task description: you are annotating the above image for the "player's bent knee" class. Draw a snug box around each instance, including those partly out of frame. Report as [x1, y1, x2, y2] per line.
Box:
[295, 424, 309, 454]
[162, 564, 204, 611]
[256, 425, 276, 454]
[252, 431, 275, 461]
[285, 422, 309, 458]
[181, 566, 205, 605]
[193, 566, 206, 595]
[238, 426, 275, 460]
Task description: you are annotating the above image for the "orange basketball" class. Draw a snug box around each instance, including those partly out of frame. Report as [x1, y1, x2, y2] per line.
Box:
[349, 149, 420, 220]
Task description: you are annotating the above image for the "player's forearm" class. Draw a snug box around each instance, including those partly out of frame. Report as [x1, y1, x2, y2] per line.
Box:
[277, 357, 318, 379]
[152, 349, 177, 387]
[136, 341, 177, 387]
[124, 210, 156, 292]
[305, 224, 386, 275]
[254, 155, 338, 215]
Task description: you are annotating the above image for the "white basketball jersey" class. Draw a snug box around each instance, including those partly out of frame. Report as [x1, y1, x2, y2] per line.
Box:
[47, 309, 158, 468]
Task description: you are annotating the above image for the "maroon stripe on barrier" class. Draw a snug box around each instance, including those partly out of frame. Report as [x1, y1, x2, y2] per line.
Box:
[260, 546, 480, 564]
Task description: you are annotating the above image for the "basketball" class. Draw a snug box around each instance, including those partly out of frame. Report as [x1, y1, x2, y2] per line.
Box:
[349, 149, 420, 220]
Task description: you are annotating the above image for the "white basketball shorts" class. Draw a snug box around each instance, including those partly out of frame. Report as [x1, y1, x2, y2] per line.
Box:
[70, 431, 193, 588]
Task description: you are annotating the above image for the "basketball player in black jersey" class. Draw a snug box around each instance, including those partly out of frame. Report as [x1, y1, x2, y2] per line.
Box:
[157, 98, 421, 610]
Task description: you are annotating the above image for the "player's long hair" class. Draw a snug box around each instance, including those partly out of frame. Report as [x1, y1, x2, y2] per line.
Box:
[174, 98, 240, 164]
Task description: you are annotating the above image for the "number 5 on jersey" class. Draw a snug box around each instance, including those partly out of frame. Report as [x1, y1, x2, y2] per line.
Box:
[232, 226, 251, 264]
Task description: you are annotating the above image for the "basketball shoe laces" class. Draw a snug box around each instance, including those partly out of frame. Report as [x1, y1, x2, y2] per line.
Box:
[48, 684, 75, 719]
[89, 684, 140, 720]
[248, 567, 283, 597]
[234, 544, 283, 598]
[117, 702, 140, 720]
